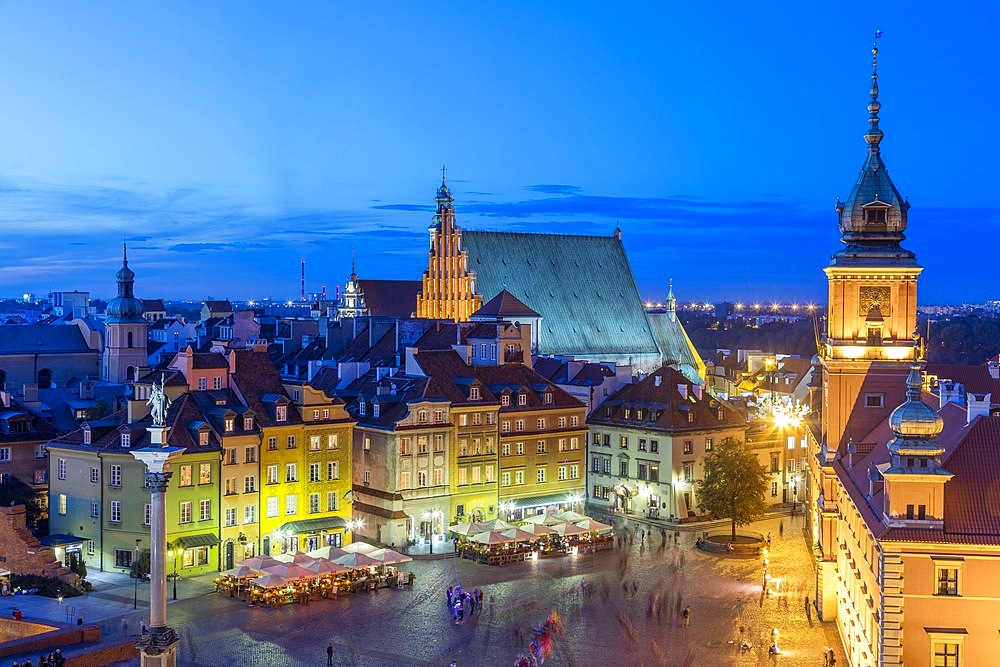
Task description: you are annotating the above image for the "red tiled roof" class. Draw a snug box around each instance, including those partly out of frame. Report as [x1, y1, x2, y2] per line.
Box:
[357, 280, 420, 318]
[925, 363, 1000, 397]
[472, 290, 540, 319]
[938, 416, 1000, 538]
[191, 352, 228, 369]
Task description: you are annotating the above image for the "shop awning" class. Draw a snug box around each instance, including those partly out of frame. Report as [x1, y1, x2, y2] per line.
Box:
[174, 533, 220, 548]
[278, 516, 349, 534]
[40, 533, 87, 547]
[504, 492, 578, 510]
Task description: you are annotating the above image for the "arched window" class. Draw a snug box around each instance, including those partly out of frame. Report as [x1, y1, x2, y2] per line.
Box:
[37, 368, 52, 388]
[127, 331, 134, 347]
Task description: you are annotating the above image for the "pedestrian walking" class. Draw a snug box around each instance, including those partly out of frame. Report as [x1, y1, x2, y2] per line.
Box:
[139, 617, 148, 634]
[779, 521, 784, 538]
[326, 643, 334, 666]
[682, 605, 691, 627]
[121, 617, 128, 637]
[447, 586, 453, 606]
[674, 530, 679, 545]
[805, 596, 812, 621]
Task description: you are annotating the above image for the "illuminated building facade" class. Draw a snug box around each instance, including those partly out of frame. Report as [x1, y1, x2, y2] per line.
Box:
[808, 43, 1000, 667]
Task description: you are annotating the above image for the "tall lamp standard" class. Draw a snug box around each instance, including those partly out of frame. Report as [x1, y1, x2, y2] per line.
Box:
[133, 538, 142, 609]
[791, 475, 801, 515]
[170, 548, 182, 601]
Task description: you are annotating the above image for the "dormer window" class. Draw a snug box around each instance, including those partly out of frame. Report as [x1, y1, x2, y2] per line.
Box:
[358, 401, 366, 416]
[470, 387, 481, 401]
[717, 408, 724, 421]
[121, 433, 131, 448]
[373, 403, 380, 418]
[276, 405, 287, 421]
[687, 411, 695, 423]
[418, 410, 428, 423]
[865, 206, 888, 226]
[225, 418, 235, 432]
[501, 394, 510, 407]
[518, 393, 527, 406]
[83, 429, 91, 444]
[543, 392, 552, 404]
[243, 416, 253, 430]
[199, 431, 209, 446]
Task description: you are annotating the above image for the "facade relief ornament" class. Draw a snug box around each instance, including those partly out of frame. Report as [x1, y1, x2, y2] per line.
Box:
[858, 286, 891, 318]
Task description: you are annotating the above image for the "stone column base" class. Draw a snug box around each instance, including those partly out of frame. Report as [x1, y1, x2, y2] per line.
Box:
[137, 626, 180, 667]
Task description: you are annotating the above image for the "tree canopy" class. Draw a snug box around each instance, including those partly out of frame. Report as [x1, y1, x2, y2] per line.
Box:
[695, 438, 770, 540]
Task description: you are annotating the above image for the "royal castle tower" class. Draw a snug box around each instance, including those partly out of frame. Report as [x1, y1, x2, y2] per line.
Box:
[415, 171, 483, 321]
[102, 244, 149, 383]
[821, 41, 922, 456]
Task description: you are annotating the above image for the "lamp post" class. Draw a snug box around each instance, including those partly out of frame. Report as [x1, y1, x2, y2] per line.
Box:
[170, 548, 181, 601]
[133, 538, 142, 609]
[791, 475, 801, 515]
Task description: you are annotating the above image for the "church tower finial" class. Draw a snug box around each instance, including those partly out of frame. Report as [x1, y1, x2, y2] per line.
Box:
[865, 30, 884, 152]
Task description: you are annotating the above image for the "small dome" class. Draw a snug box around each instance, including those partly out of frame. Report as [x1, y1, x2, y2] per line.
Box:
[106, 295, 144, 322]
[889, 399, 943, 438]
[888, 366, 943, 439]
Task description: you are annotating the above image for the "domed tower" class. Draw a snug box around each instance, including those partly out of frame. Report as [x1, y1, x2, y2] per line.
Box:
[102, 244, 148, 383]
[415, 167, 483, 321]
[820, 41, 923, 454]
[881, 364, 951, 528]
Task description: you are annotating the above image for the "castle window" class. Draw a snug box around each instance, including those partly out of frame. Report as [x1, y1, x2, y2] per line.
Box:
[864, 394, 884, 408]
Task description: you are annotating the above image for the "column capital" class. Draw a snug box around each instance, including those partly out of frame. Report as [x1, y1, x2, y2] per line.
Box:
[144, 470, 173, 494]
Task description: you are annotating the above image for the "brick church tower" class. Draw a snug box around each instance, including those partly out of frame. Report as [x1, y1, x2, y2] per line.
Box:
[415, 171, 483, 321]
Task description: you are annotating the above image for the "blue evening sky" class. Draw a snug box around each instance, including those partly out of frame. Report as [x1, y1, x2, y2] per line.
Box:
[0, 2, 995, 305]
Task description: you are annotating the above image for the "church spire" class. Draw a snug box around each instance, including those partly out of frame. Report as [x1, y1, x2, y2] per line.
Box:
[666, 279, 677, 321]
[865, 36, 884, 152]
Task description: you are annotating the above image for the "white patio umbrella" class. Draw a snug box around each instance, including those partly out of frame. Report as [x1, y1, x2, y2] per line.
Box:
[262, 563, 316, 581]
[305, 560, 351, 575]
[499, 527, 539, 542]
[237, 556, 282, 571]
[342, 541, 379, 554]
[221, 564, 258, 578]
[522, 513, 563, 526]
[554, 510, 588, 522]
[333, 552, 380, 568]
[475, 518, 514, 532]
[469, 531, 516, 545]
[274, 551, 317, 565]
[368, 548, 413, 565]
[521, 522, 557, 536]
[250, 573, 288, 588]
[573, 518, 614, 533]
[448, 522, 486, 536]
[307, 545, 349, 561]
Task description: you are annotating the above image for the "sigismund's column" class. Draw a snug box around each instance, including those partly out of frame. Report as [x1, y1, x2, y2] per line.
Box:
[132, 376, 185, 666]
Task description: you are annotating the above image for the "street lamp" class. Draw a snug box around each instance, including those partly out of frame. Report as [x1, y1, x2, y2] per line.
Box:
[170, 547, 182, 601]
[133, 538, 142, 609]
[791, 475, 801, 515]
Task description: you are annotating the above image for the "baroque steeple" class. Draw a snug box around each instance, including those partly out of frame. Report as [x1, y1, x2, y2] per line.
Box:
[106, 243, 145, 324]
[833, 38, 915, 266]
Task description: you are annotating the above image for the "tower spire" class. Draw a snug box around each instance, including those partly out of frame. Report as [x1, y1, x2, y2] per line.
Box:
[865, 31, 884, 152]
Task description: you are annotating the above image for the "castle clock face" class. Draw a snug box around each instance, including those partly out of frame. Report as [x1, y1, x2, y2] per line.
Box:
[859, 286, 891, 318]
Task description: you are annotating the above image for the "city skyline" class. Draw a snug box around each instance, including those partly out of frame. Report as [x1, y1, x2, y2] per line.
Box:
[0, 3, 996, 304]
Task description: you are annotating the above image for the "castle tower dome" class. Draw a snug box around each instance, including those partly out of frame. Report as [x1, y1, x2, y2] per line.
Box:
[832, 41, 915, 264]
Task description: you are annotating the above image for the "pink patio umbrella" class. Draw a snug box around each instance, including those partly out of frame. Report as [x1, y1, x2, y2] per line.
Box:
[333, 552, 380, 568]
[521, 522, 557, 536]
[573, 518, 614, 533]
[469, 531, 517, 545]
[551, 522, 590, 537]
[342, 541, 379, 554]
[237, 556, 282, 571]
[221, 564, 258, 578]
[274, 551, 317, 565]
[262, 563, 316, 581]
[554, 510, 588, 522]
[305, 560, 351, 575]
[368, 548, 413, 565]
[250, 573, 288, 589]
[307, 545, 349, 561]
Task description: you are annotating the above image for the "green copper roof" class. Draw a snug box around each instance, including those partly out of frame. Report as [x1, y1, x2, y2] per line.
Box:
[462, 231, 660, 358]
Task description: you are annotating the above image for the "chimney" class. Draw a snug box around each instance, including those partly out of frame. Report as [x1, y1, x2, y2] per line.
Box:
[847, 438, 856, 469]
[692, 384, 703, 400]
[938, 381, 964, 409]
[23, 383, 38, 403]
[967, 392, 991, 424]
[0, 391, 9, 408]
[989, 358, 1000, 380]
[677, 384, 688, 400]
[654, 375, 662, 387]
[80, 379, 95, 400]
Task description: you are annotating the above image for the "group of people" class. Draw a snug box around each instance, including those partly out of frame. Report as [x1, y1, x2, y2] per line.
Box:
[9, 650, 64, 667]
[446, 584, 484, 625]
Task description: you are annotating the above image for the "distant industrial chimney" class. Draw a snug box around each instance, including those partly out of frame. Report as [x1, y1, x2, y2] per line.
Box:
[300, 259, 306, 301]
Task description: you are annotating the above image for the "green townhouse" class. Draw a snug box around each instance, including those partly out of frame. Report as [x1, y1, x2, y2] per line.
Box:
[48, 376, 224, 576]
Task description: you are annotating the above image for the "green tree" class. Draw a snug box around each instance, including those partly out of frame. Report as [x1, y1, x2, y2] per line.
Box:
[0, 476, 46, 531]
[695, 438, 770, 540]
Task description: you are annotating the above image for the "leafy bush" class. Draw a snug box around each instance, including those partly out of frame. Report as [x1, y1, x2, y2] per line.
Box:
[10, 574, 83, 599]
